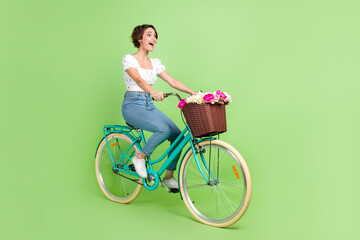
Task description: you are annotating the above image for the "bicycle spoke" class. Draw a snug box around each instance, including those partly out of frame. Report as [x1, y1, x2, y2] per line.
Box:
[182, 183, 209, 189]
[120, 175, 127, 196]
[220, 182, 245, 188]
[214, 186, 231, 216]
[187, 165, 205, 179]
[217, 185, 238, 212]
[101, 158, 113, 168]
[218, 184, 244, 196]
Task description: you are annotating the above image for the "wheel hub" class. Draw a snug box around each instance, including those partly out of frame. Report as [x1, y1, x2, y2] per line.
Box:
[208, 180, 219, 186]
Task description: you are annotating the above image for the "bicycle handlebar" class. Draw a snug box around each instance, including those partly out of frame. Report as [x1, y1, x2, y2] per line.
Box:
[152, 92, 182, 101]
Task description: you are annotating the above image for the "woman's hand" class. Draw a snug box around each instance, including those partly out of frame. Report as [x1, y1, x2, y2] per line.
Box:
[151, 91, 164, 101]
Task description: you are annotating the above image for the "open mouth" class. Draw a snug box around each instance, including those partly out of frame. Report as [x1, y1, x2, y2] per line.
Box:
[149, 43, 154, 47]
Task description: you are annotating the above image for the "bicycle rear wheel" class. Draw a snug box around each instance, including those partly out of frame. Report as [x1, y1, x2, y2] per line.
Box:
[179, 140, 252, 227]
[95, 132, 142, 203]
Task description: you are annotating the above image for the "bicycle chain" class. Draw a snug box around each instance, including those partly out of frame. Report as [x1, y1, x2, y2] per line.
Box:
[113, 168, 144, 186]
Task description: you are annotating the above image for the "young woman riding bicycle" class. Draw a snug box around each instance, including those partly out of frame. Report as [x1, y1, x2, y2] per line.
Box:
[121, 24, 196, 190]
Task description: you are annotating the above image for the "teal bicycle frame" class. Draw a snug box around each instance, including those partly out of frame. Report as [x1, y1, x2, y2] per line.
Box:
[97, 123, 216, 192]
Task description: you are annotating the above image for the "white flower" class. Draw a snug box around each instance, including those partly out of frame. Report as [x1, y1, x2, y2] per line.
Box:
[186, 91, 205, 104]
[222, 92, 232, 103]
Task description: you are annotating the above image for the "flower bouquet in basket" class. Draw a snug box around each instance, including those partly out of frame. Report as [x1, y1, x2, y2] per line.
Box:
[178, 90, 232, 138]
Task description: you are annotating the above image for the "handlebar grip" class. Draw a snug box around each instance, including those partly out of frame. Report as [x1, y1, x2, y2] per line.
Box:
[152, 93, 168, 100]
[151, 92, 182, 101]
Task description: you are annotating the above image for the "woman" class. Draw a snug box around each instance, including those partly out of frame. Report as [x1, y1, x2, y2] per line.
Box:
[121, 24, 196, 190]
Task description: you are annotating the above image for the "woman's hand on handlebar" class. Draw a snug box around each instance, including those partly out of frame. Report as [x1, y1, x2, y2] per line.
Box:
[151, 91, 165, 101]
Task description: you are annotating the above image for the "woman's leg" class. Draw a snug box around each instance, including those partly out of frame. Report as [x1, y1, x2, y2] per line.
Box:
[122, 93, 182, 180]
[150, 108, 182, 175]
[122, 103, 175, 157]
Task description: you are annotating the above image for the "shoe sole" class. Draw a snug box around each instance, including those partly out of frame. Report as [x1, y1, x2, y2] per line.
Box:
[161, 183, 179, 193]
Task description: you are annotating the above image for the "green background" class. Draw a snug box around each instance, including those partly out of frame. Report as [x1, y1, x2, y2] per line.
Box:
[1, 0, 359, 239]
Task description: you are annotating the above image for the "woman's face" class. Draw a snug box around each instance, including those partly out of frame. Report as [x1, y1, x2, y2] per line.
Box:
[138, 27, 157, 51]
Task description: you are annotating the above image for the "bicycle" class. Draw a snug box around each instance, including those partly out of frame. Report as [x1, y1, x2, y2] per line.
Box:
[94, 93, 252, 227]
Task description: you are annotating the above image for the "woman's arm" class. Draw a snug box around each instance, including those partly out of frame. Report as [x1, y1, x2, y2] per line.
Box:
[159, 71, 196, 95]
[125, 68, 164, 101]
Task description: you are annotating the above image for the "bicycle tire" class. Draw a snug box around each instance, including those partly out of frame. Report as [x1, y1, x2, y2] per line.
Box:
[95, 132, 142, 203]
[179, 140, 252, 227]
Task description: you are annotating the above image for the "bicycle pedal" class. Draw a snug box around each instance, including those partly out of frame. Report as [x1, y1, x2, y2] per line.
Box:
[169, 188, 179, 193]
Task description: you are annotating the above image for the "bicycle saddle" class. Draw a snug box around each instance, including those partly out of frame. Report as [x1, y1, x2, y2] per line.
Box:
[126, 122, 137, 129]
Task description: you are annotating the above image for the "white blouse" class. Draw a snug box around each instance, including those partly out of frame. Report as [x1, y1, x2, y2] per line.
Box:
[122, 54, 166, 92]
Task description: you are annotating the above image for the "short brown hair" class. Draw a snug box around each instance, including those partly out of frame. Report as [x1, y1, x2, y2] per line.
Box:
[131, 24, 158, 48]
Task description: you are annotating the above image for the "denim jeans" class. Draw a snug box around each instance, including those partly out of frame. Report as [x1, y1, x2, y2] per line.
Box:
[121, 92, 182, 171]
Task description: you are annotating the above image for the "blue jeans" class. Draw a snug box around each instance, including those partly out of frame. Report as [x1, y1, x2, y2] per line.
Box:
[121, 92, 182, 171]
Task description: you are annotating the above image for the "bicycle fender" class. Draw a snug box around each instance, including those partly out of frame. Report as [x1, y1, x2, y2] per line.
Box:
[95, 135, 107, 158]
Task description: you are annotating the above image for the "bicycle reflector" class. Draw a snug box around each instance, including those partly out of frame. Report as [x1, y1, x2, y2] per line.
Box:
[111, 143, 120, 146]
[232, 165, 240, 179]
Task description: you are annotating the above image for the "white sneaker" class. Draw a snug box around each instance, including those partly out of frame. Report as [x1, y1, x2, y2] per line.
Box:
[161, 177, 179, 189]
[131, 156, 147, 178]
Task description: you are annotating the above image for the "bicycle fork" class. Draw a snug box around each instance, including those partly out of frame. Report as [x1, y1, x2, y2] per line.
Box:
[190, 140, 218, 185]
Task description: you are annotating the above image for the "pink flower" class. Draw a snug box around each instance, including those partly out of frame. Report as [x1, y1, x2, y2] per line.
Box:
[211, 94, 220, 104]
[178, 99, 187, 108]
[216, 90, 227, 99]
[203, 93, 215, 103]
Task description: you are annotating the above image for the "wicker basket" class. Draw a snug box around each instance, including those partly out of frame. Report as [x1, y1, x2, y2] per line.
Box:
[182, 103, 227, 138]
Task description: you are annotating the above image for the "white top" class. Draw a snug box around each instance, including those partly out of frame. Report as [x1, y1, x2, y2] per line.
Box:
[122, 54, 166, 92]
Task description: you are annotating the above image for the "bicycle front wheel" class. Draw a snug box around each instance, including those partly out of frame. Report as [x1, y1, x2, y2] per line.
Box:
[179, 140, 252, 227]
[95, 132, 142, 203]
